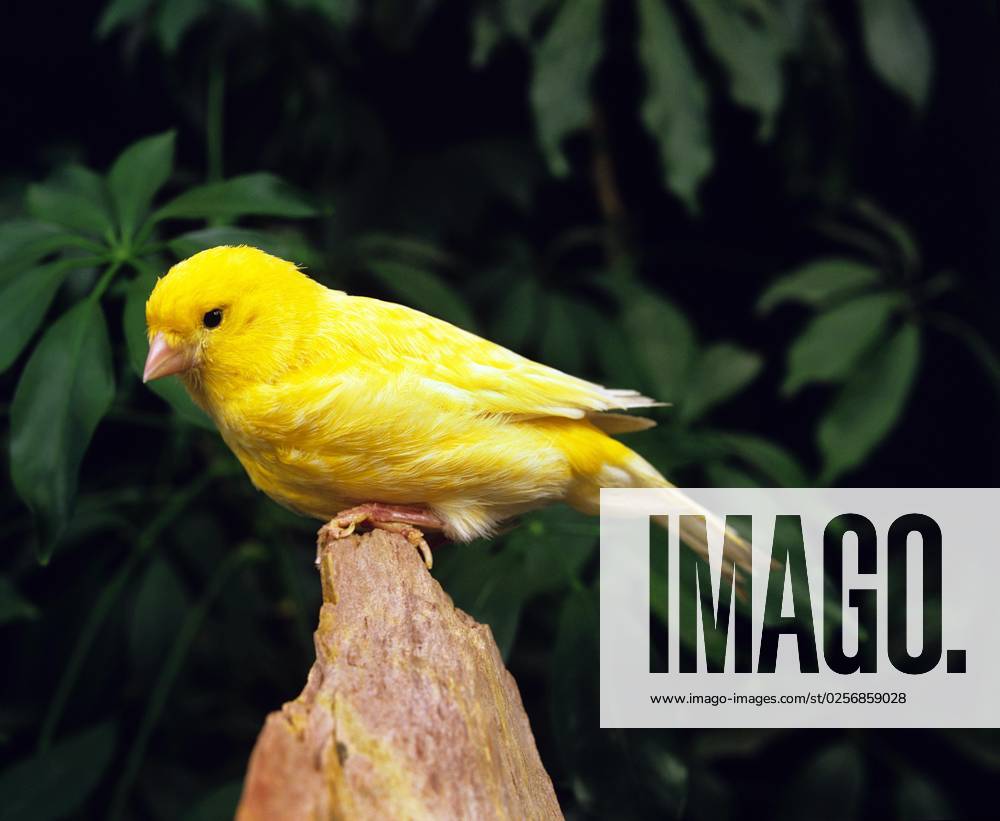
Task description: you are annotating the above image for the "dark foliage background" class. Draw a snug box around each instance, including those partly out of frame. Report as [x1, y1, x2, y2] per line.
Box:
[2, 0, 1000, 818]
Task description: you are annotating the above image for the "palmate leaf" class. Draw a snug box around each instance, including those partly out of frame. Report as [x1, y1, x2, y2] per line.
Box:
[684, 0, 789, 138]
[153, 173, 318, 222]
[858, 0, 933, 109]
[10, 302, 115, 562]
[783, 292, 901, 395]
[757, 258, 882, 314]
[0, 259, 81, 374]
[0, 220, 80, 285]
[26, 181, 111, 239]
[108, 131, 175, 242]
[530, 0, 603, 176]
[122, 270, 214, 430]
[637, 0, 713, 212]
[818, 322, 920, 483]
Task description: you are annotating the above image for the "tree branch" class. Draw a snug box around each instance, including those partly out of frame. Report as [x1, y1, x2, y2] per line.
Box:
[237, 528, 563, 819]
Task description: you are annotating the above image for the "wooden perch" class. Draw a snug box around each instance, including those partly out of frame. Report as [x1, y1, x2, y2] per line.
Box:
[236, 528, 564, 820]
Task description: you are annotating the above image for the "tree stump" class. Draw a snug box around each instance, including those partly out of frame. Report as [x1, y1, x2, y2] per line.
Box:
[236, 528, 563, 820]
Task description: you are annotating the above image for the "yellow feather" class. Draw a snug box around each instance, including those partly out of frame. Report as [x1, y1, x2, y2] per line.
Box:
[145, 246, 674, 542]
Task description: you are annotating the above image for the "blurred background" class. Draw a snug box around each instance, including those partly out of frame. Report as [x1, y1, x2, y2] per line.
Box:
[2, 0, 1000, 818]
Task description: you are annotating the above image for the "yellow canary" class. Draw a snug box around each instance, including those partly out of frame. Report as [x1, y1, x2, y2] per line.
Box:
[144, 246, 745, 570]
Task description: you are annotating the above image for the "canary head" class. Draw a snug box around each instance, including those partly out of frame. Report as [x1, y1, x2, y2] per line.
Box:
[143, 245, 324, 388]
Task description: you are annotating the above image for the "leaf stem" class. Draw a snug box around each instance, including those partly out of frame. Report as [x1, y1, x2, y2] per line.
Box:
[88, 260, 124, 304]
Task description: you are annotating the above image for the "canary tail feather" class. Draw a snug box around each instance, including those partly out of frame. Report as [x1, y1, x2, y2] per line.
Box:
[587, 412, 658, 434]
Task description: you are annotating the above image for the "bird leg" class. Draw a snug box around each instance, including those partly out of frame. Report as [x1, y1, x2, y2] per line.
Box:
[319, 503, 445, 569]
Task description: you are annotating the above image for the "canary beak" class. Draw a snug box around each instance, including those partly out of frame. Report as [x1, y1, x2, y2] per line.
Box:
[143, 333, 195, 383]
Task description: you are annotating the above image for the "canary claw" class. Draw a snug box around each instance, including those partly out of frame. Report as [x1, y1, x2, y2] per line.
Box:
[404, 528, 434, 570]
[328, 519, 358, 539]
[320, 503, 441, 570]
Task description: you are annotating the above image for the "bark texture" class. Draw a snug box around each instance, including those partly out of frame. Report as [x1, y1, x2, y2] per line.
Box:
[236, 528, 563, 820]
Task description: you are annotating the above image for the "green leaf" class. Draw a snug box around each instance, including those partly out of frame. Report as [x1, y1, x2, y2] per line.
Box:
[783, 293, 901, 395]
[818, 322, 920, 483]
[0, 260, 80, 374]
[154, 173, 317, 222]
[757, 258, 882, 314]
[471, 8, 505, 67]
[108, 131, 175, 242]
[26, 181, 111, 238]
[123, 270, 214, 429]
[10, 302, 116, 561]
[685, 0, 788, 138]
[167, 226, 320, 269]
[0, 723, 117, 821]
[130, 558, 189, 674]
[681, 343, 762, 423]
[470, 0, 560, 65]
[156, 0, 208, 51]
[0, 576, 39, 625]
[859, 0, 933, 109]
[530, 0, 603, 176]
[368, 259, 476, 330]
[97, 0, 154, 37]
[52, 164, 108, 201]
[624, 291, 697, 402]
[637, 0, 713, 211]
[714, 433, 809, 487]
[0, 221, 77, 285]
[472, 0, 555, 62]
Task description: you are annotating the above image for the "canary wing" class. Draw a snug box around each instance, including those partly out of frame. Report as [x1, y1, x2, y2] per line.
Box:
[336, 295, 664, 421]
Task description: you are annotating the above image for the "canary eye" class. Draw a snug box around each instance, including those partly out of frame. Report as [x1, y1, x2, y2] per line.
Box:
[203, 308, 223, 329]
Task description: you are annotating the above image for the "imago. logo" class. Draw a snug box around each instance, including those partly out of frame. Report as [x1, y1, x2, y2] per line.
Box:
[599, 488, 999, 729]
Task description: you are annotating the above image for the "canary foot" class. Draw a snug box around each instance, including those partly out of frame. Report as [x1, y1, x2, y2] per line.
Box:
[319, 503, 444, 569]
